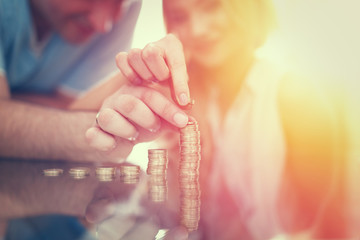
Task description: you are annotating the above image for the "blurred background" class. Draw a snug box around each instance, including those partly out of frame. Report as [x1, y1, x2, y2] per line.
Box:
[129, 0, 360, 170]
[128, 1, 360, 232]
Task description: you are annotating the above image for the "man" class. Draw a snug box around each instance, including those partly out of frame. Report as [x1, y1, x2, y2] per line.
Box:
[0, 0, 190, 162]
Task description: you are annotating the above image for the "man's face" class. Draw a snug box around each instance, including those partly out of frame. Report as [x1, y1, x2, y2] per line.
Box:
[31, 0, 125, 44]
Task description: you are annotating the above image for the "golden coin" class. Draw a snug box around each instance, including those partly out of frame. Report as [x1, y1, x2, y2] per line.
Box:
[119, 164, 140, 176]
[120, 175, 140, 184]
[69, 167, 90, 179]
[95, 167, 116, 175]
[43, 168, 63, 177]
[96, 175, 115, 182]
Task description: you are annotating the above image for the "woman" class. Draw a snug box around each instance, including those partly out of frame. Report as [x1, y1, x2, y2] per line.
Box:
[100, 0, 341, 238]
[162, 0, 285, 239]
[162, 0, 339, 239]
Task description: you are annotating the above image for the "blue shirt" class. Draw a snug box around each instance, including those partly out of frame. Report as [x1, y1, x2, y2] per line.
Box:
[0, 0, 141, 96]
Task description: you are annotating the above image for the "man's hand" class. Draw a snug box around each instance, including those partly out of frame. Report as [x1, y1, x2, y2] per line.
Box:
[85, 83, 189, 152]
[116, 34, 190, 106]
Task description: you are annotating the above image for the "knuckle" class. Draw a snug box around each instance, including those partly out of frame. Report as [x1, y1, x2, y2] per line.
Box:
[85, 128, 115, 151]
[97, 109, 115, 128]
[117, 94, 138, 115]
[141, 89, 156, 104]
[170, 58, 186, 70]
[116, 61, 138, 83]
[115, 52, 127, 63]
[128, 48, 141, 61]
[120, 68, 139, 83]
[85, 128, 97, 143]
[159, 101, 174, 118]
[141, 73, 154, 82]
[128, 73, 140, 83]
[142, 44, 158, 61]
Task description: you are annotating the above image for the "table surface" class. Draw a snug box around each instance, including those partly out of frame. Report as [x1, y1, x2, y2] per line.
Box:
[0, 158, 356, 240]
[0, 158, 187, 240]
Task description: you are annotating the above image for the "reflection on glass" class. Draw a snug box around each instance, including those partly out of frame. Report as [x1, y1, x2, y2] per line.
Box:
[0, 160, 142, 239]
[147, 149, 169, 203]
[69, 167, 90, 179]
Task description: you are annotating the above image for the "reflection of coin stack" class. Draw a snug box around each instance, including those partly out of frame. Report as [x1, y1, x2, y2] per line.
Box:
[147, 149, 168, 202]
[69, 167, 90, 179]
[96, 167, 116, 182]
[179, 119, 201, 232]
[43, 168, 63, 177]
[119, 164, 140, 184]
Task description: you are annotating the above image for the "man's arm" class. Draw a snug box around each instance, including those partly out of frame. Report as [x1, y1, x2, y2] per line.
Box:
[0, 74, 132, 162]
[1, 71, 189, 162]
[11, 91, 73, 109]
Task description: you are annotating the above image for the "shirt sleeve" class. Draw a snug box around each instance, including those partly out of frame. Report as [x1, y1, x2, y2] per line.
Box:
[0, 30, 5, 77]
[0, 0, 6, 77]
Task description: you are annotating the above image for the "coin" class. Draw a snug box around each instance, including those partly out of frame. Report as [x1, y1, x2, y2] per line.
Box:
[147, 149, 168, 202]
[148, 149, 167, 154]
[97, 175, 116, 182]
[69, 167, 90, 179]
[119, 164, 140, 176]
[120, 175, 140, 184]
[179, 119, 201, 232]
[43, 168, 63, 177]
[94, 166, 117, 181]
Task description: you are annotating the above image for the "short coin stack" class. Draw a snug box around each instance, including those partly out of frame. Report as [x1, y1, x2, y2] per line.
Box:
[147, 149, 168, 202]
[69, 167, 90, 179]
[179, 119, 201, 232]
[95, 167, 117, 182]
[43, 168, 63, 177]
[119, 164, 141, 184]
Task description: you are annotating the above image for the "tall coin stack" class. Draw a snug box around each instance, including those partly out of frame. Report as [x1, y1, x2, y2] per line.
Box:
[179, 119, 201, 232]
[147, 149, 168, 202]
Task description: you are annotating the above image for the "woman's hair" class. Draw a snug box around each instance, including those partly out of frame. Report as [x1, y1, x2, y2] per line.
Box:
[221, 0, 277, 48]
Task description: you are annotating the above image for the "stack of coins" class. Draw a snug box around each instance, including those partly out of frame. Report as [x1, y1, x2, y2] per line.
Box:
[119, 164, 140, 184]
[69, 167, 90, 179]
[147, 149, 168, 202]
[43, 168, 63, 177]
[96, 166, 116, 182]
[179, 119, 201, 232]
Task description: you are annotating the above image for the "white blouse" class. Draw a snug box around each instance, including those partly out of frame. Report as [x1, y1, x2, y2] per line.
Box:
[206, 59, 287, 239]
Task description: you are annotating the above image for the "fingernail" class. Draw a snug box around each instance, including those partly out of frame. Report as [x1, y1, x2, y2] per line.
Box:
[178, 93, 189, 105]
[127, 132, 139, 141]
[173, 112, 188, 127]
